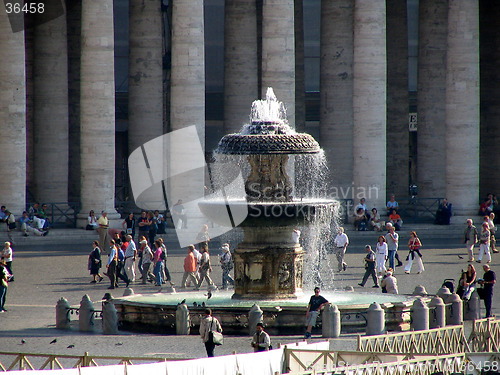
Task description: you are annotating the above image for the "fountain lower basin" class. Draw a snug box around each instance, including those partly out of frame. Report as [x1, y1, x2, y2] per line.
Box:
[113, 290, 416, 335]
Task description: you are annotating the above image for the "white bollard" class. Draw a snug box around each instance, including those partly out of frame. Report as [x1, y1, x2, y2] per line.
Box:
[428, 296, 446, 328]
[437, 286, 452, 303]
[411, 298, 429, 331]
[102, 301, 119, 334]
[322, 303, 341, 338]
[79, 295, 95, 332]
[56, 297, 71, 330]
[463, 290, 480, 321]
[412, 285, 428, 296]
[446, 293, 463, 326]
[176, 303, 190, 335]
[366, 302, 385, 336]
[248, 304, 264, 335]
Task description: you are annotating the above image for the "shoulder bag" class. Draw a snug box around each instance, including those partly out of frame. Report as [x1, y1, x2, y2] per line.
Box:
[209, 318, 223, 346]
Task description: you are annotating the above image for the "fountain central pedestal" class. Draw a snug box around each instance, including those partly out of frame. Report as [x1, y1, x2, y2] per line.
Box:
[232, 226, 303, 299]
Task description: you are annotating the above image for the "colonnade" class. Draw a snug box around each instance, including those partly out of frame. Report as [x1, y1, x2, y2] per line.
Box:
[0, 0, 487, 220]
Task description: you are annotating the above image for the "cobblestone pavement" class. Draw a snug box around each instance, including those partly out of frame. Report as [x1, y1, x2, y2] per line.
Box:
[0, 230, 498, 361]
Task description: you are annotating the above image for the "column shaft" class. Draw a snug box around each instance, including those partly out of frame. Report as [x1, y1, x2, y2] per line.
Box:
[445, 0, 480, 215]
[262, 0, 295, 127]
[319, 0, 354, 193]
[128, 0, 164, 155]
[33, 14, 69, 203]
[479, 2, 500, 198]
[224, 0, 258, 133]
[167, 0, 206, 239]
[0, 11, 26, 215]
[417, 0, 448, 198]
[386, 0, 409, 200]
[79, 0, 118, 224]
[352, 0, 387, 210]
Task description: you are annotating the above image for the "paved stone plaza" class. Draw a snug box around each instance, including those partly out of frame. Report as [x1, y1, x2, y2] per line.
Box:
[0, 224, 498, 361]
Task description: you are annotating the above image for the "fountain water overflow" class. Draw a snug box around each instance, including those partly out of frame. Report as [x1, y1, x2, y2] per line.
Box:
[199, 88, 338, 300]
[113, 89, 414, 335]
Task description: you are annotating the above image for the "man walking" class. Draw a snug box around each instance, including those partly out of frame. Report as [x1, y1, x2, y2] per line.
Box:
[124, 235, 137, 283]
[385, 223, 400, 270]
[463, 219, 478, 262]
[479, 264, 496, 318]
[199, 308, 222, 357]
[358, 245, 379, 288]
[181, 245, 199, 288]
[304, 287, 328, 339]
[97, 211, 110, 254]
[333, 227, 349, 272]
[251, 322, 271, 352]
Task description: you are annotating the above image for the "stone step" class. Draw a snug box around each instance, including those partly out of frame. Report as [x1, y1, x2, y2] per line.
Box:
[0, 228, 181, 248]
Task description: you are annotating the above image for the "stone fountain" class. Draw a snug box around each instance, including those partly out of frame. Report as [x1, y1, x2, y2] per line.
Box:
[199, 88, 336, 300]
[112, 89, 415, 335]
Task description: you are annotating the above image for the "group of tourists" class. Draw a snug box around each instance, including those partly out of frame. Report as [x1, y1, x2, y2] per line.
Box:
[0, 203, 50, 238]
[87, 232, 174, 290]
[181, 241, 234, 291]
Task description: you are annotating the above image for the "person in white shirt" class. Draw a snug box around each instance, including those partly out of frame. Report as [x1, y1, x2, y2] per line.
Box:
[333, 227, 349, 272]
[251, 323, 271, 352]
[375, 235, 388, 276]
[124, 235, 137, 282]
[487, 213, 499, 253]
[355, 198, 370, 220]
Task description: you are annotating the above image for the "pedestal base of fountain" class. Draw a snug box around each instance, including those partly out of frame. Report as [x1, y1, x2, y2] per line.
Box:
[232, 227, 303, 300]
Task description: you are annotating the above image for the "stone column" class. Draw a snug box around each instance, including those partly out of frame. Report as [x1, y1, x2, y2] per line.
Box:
[168, 0, 205, 236]
[33, 12, 69, 203]
[224, 0, 258, 133]
[294, 0, 306, 133]
[261, 0, 295, 127]
[479, 4, 500, 198]
[78, 0, 119, 227]
[128, 0, 164, 155]
[386, 0, 409, 199]
[352, 0, 386, 210]
[319, 0, 354, 193]
[417, 0, 448, 198]
[0, 10, 26, 215]
[445, 0, 480, 215]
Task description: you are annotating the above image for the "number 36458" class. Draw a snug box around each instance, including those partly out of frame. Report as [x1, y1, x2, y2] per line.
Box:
[5, 2, 45, 14]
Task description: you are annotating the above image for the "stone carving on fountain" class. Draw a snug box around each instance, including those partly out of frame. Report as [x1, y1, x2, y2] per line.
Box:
[202, 88, 336, 300]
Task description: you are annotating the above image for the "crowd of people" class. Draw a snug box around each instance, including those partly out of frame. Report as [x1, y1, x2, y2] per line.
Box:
[1, 196, 497, 357]
[0, 203, 51, 238]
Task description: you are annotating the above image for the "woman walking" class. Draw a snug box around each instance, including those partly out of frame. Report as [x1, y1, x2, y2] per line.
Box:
[375, 236, 387, 276]
[0, 261, 9, 312]
[219, 243, 234, 289]
[477, 222, 492, 264]
[404, 231, 424, 274]
[88, 241, 104, 283]
[196, 243, 215, 290]
[140, 239, 154, 284]
[1, 242, 14, 282]
[153, 240, 164, 288]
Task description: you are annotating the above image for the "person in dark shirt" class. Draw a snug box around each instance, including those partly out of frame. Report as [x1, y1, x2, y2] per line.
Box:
[304, 287, 328, 339]
[479, 264, 496, 318]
